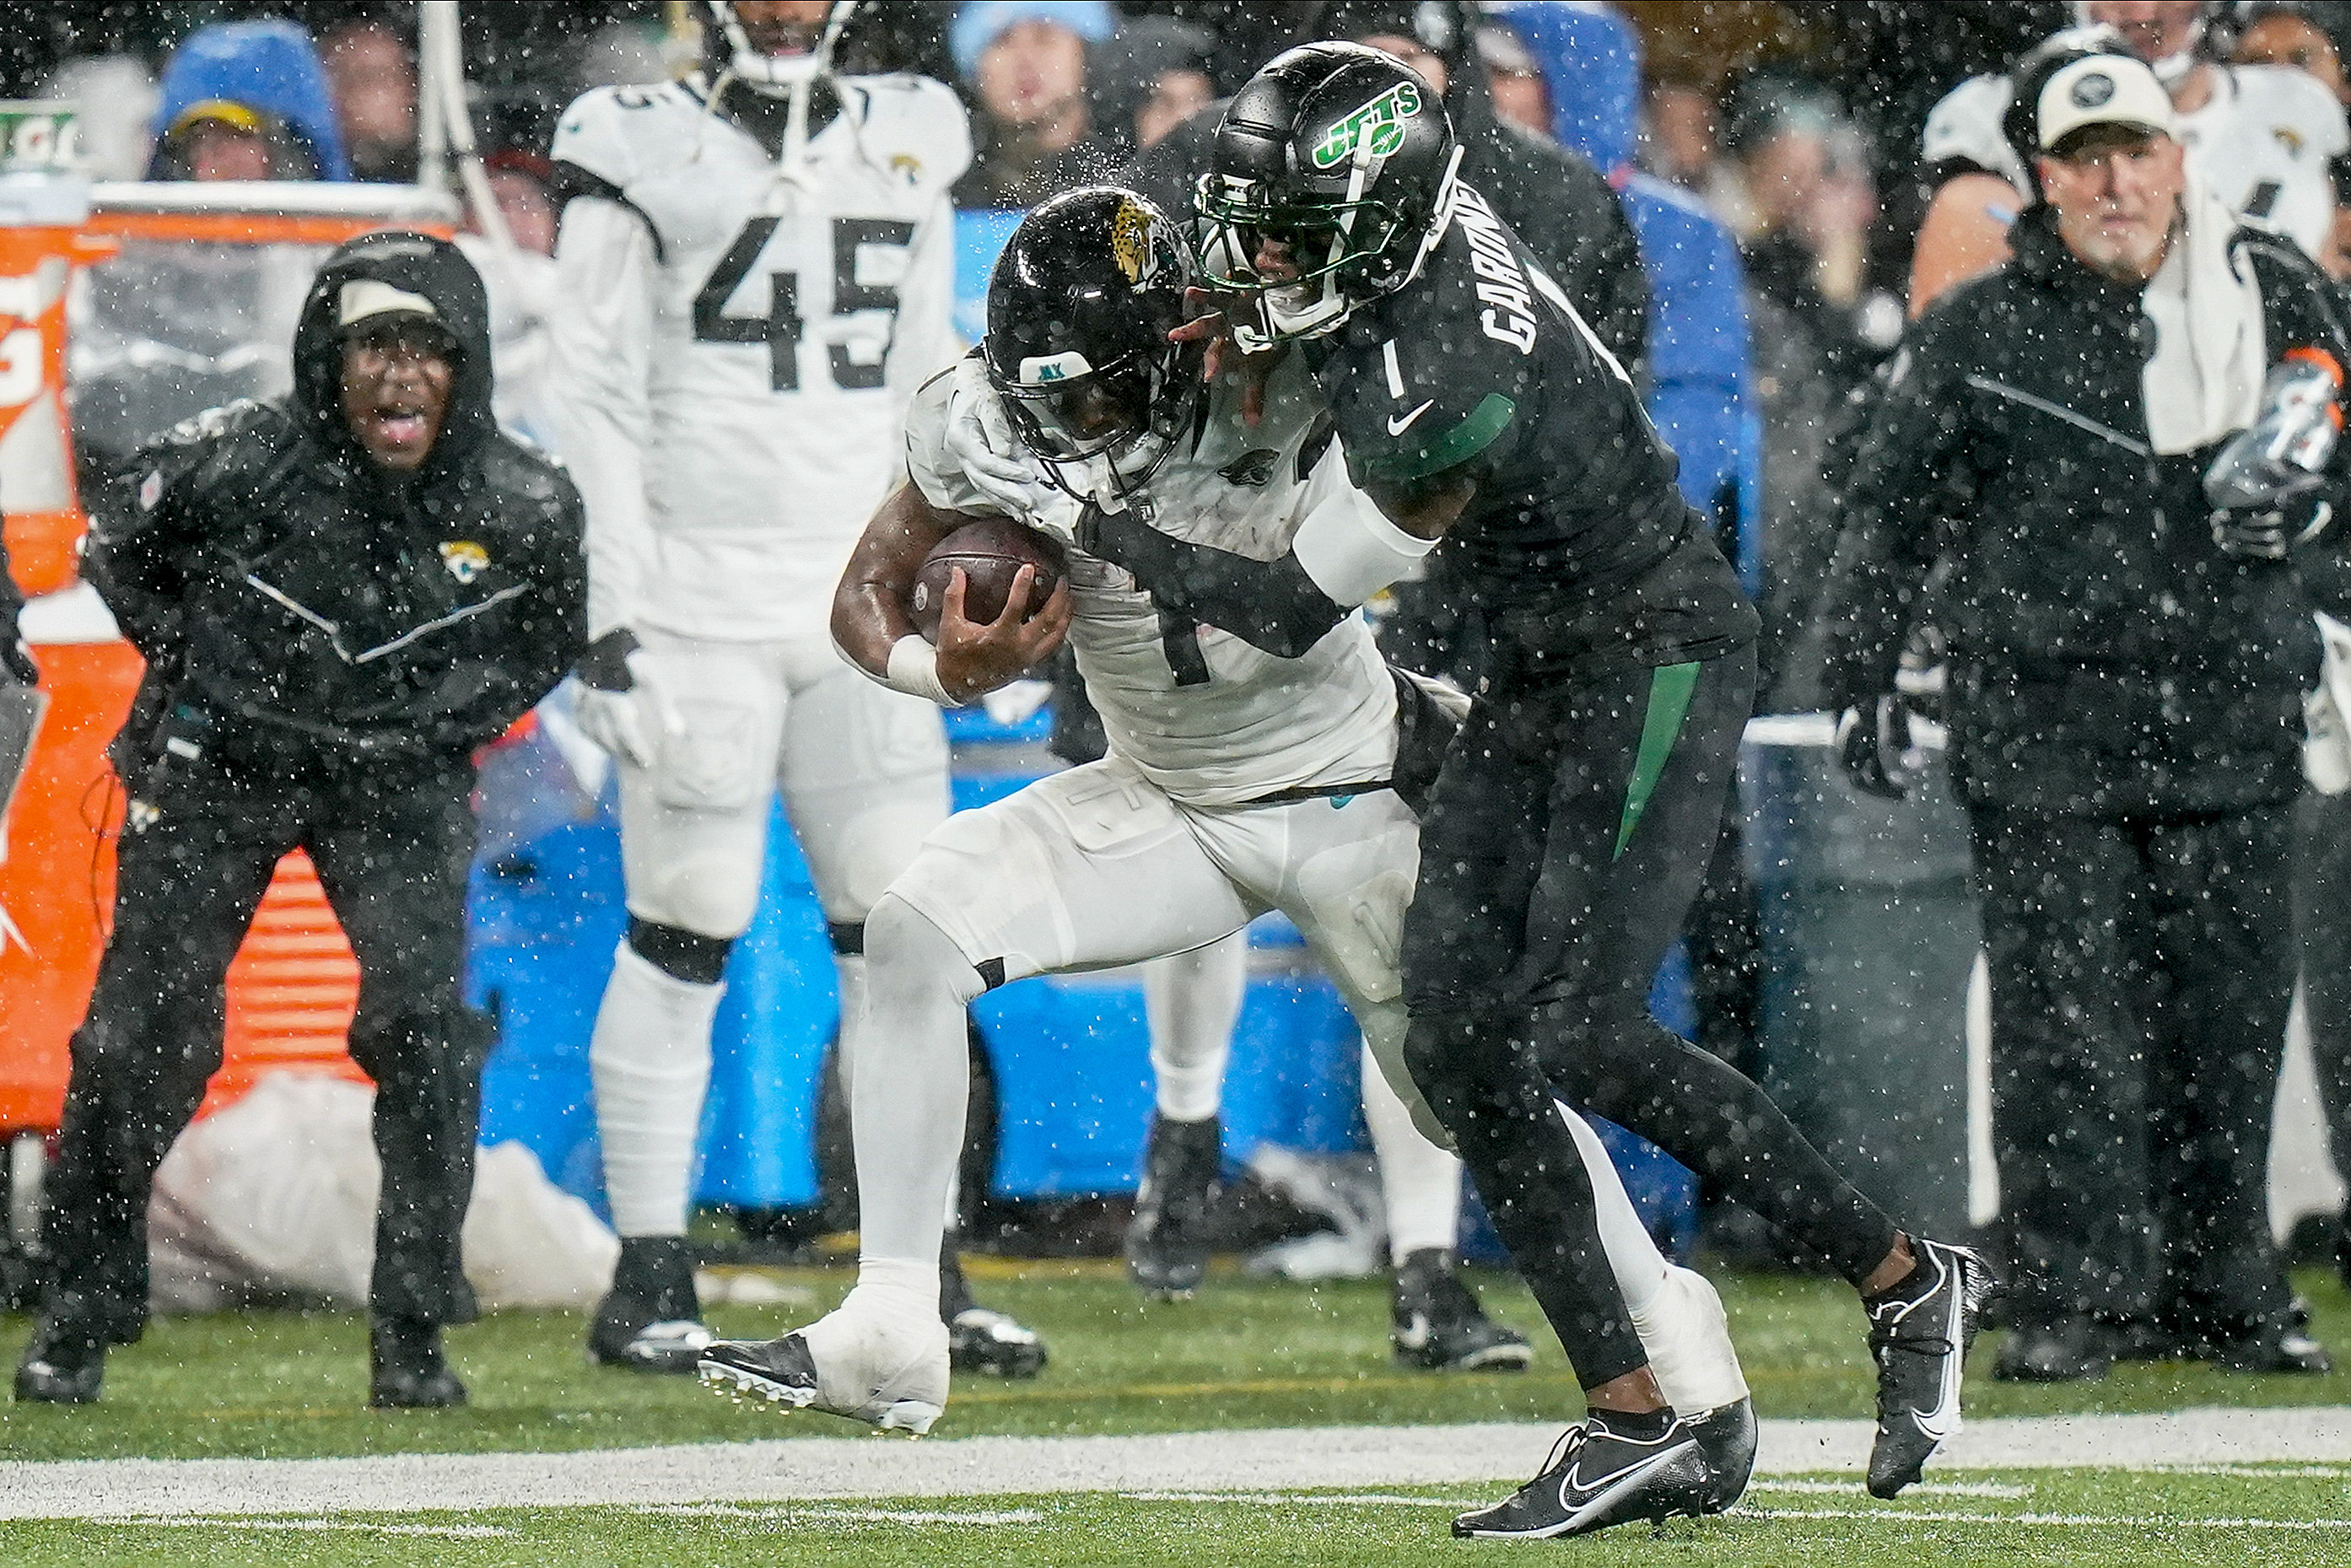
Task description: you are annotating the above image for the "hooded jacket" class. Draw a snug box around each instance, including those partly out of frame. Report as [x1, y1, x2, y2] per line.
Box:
[1820, 200, 2351, 816]
[88, 230, 585, 768]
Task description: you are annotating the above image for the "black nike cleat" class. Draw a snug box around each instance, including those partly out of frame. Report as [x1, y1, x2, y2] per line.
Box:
[941, 1247, 1049, 1377]
[698, 1305, 948, 1435]
[590, 1236, 715, 1374]
[13, 1318, 105, 1405]
[1390, 1249, 1532, 1371]
[1124, 1113, 1221, 1300]
[369, 1317, 466, 1409]
[1453, 1413, 1714, 1539]
[1686, 1397, 1759, 1512]
[1864, 1237, 1998, 1498]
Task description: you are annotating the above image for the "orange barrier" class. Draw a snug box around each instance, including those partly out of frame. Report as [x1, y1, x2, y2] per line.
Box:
[0, 636, 371, 1134]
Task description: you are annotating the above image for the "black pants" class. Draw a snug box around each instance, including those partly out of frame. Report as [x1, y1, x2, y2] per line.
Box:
[40, 741, 489, 1340]
[1971, 800, 2296, 1336]
[1402, 641, 1897, 1386]
[2297, 787, 2351, 1213]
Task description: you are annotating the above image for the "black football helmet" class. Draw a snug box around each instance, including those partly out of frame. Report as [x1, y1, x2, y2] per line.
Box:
[1194, 41, 1461, 350]
[984, 186, 1204, 509]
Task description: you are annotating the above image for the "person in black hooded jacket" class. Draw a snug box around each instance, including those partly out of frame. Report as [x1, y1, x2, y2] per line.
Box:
[13, 230, 585, 1411]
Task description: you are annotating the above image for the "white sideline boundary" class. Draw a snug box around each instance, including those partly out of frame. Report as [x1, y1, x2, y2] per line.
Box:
[3, 1407, 2348, 1521]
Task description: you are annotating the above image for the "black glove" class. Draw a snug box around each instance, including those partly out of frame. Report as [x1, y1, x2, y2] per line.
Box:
[2, 635, 34, 686]
[1836, 695, 1917, 800]
[2211, 487, 2335, 561]
[574, 627, 640, 692]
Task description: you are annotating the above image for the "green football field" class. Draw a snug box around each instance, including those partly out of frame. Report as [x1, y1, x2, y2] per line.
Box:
[4, 1263, 2349, 1564]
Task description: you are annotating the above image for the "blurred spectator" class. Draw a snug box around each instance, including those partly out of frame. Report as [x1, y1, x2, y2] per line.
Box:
[1088, 14, 1216, 154]
[1642, 69, 1723, 193]
[950, 1, 1119, 208]
[481, 152, 558, 258]
[1475, 19, 1550, 138]
[1721, 77, 1887, 387]
[146, 19, 350, 182]
[36, 55, 157, 182]
[321, 18, 419, 184]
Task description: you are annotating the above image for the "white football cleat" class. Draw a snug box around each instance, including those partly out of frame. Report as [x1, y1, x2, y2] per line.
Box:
[698, 1301, 948, 1435]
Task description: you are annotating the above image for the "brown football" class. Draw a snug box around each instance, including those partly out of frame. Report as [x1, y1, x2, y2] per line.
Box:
[909, 517, 1068, 639]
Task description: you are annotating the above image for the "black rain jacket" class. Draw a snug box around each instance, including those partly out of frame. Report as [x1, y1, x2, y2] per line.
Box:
[1819, 202, 2351, 816]
[87, 230, 585, 771]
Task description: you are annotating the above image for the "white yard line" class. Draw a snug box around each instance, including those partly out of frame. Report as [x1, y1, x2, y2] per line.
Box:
[3, 1408, 2348, 1522]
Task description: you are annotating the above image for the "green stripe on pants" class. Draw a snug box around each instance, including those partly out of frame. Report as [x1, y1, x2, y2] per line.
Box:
[1615, 661, 1702, 860]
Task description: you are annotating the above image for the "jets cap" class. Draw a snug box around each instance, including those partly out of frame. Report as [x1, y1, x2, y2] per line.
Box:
[2037, 53, 2176, 152]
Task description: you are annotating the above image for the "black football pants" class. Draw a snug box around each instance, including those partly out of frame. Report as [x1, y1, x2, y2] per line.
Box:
[2297, 786, 2351, 1236]
[39, 744, 490, 1341]
[1974, 800, 2295, 1336]
[1401, 642, 1899, 1387]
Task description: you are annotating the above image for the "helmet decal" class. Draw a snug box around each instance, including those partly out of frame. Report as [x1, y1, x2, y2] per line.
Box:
[1110, 197, 1158, 283]
[1311, 79, 1424, 170]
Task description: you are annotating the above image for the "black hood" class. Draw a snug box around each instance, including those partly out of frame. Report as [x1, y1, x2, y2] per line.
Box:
[291, 229, 495, 479]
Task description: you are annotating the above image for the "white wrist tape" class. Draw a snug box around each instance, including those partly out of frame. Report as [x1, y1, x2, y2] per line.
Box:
[883, 634, 959, 707]
[1291, 488, 1437, 606]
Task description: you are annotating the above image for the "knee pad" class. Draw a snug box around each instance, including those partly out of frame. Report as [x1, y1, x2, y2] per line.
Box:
[628, 918, 735, 986]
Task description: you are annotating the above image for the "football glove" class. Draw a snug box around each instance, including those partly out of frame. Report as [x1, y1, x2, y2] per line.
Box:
[2212, 487, 2335, 561]
[944, 356, 1049, 517]
[571, 628, 674, 770]
[1836, 695, 1918, 801]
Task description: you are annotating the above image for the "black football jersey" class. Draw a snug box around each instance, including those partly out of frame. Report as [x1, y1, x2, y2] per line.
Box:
[1311, 181, 1753, 671]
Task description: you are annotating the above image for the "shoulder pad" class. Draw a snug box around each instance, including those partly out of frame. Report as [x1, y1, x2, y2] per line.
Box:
[843, 72, 973, 194]
[2232, 63, 2351, 154]
[551, 83, 679, 191]
[1922, 74, 2023, 187]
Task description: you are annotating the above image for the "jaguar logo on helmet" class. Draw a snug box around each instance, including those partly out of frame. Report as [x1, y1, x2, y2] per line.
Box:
[1311, 79, 1424, 170]
[1110, 197, 1162, 284]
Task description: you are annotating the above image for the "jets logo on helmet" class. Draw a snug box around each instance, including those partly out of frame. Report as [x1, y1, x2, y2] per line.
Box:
[984, 187, 1205, 512]
[1311, 80, 1424, 170]
[1195, 43, 1460, 351]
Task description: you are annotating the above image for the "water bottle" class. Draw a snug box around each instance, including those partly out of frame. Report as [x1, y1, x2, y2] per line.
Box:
[2205, 347, 2343, 509]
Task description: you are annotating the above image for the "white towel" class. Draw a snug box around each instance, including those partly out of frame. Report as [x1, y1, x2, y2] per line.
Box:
[2141, 168, 2267, 456]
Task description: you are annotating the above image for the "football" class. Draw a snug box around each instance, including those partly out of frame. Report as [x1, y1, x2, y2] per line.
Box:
[909, 517, 1068, 639]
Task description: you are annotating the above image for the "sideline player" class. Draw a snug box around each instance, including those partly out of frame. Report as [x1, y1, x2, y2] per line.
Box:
[1911, 3, 2346, 309]
[969, 49, 1994, 1535]
[542, 0, 1039, 1376]
[697, 187, 1757, 1511]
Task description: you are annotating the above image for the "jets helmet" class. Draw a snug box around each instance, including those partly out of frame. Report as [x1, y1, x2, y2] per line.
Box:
[983, 186, 1204, 510]
[1194, 41, 1461, 350]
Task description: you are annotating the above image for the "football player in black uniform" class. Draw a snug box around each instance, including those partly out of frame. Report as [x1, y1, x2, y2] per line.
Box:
[1035, 44, 1996, 1537]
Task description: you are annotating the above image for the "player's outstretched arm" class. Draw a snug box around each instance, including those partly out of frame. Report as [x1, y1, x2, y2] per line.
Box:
[833, 482, 1071, 705]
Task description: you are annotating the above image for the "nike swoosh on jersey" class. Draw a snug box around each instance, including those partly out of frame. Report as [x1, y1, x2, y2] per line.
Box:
[1387, 400, 1435, 436]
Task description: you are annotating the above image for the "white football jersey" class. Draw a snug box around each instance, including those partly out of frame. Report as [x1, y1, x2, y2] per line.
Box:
[903, 354, 1400, 809]
[546, 74, 971, 641]
[1921, 62, 2346, 261]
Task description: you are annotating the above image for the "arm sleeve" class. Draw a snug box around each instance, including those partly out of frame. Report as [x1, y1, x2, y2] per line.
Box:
[81, 412, 242, 665]
[541, 197, 659, 640]
[1081, 506, 1349, 660]
[1814, 322, 1974, 709]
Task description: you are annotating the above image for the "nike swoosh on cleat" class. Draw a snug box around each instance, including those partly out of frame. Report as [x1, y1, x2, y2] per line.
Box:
[1558, 1445, 1690, 1520]
[1387, 399, 1435, 435]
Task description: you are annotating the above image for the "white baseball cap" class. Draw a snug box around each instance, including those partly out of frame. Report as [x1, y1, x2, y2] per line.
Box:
[2036, 53, 2177, 152]
[337, 278, 439, 330]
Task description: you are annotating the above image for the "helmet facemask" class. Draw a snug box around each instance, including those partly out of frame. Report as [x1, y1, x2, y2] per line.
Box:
[1194, 169, 1415, 351]
[989, 340, 1205, 514]
[707, 1, 856, 92]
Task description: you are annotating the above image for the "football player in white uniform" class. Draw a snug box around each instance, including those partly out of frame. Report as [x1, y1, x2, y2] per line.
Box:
[696, 190, 1756, 1501]
[1911, 2, 2347, 310]
[542, 0, 1038, 1375]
